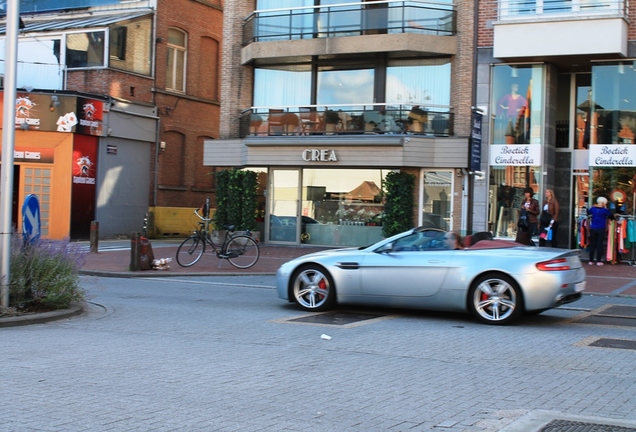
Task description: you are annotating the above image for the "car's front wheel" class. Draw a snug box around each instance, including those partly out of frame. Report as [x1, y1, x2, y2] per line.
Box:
[291, 265, 335, 312]
[468, 273, 523, 325]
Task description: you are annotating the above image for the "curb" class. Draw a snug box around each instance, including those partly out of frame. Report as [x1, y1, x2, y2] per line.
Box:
[79, 270, 277, 278]
[0, 303, 86, 328]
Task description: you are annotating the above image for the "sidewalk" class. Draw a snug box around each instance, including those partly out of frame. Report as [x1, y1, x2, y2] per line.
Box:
[79, 241, 636, 297]
[80, 242, 330, 277]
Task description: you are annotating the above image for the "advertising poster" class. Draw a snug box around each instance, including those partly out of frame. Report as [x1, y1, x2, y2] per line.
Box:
[70, 134, 98, 239]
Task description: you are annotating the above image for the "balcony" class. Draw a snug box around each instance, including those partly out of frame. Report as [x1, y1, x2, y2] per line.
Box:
[238, 103, 454, 138]
[0, 60, 64, 90]
[242, 1, 457, 64]
[494, 0, 629, 59]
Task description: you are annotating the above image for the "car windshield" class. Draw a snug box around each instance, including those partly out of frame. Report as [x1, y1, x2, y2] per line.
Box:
[391, 230, 448, 251]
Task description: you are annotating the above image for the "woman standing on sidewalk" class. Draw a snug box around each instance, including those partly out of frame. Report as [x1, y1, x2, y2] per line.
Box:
[587, 196, 614, 266]
[539, 189, 560, 247]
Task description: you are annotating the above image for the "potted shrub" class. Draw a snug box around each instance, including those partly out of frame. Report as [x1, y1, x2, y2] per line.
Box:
[214, 169, 259, 240]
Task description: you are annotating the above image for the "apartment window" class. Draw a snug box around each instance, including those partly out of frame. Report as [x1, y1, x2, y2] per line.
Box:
[385, 59, 451, 107]
[166, 28, 187, 92]
[66, 31, 105, 68]
[108, 16, 153, 76]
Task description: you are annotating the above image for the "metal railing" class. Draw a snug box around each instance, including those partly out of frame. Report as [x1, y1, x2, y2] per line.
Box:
[243, 1, 456, 45]
[239, 103, 454, 138]
[498, 0, 628, 19]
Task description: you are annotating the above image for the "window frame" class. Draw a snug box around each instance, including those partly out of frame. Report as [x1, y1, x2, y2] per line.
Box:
[166, 28, 187, 93]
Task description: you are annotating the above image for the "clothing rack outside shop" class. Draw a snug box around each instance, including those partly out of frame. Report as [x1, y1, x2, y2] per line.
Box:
[576, 211, 636, 265]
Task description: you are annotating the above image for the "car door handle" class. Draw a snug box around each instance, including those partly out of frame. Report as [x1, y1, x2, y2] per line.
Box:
[428, 260, 444, 263]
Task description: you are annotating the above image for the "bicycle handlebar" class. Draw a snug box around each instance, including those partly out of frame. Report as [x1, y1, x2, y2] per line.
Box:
[194, 207, 213, 222]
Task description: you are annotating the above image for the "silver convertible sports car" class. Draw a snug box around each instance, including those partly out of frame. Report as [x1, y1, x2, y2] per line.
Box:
[276, 227, 586, 325]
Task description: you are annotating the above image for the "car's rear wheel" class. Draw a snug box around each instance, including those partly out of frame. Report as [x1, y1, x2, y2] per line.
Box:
[291, 265, 335, 312]
[468, 273, 523, 325]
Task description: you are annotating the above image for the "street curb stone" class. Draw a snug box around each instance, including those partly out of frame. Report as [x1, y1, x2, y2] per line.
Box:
[0, 303, 86, 328]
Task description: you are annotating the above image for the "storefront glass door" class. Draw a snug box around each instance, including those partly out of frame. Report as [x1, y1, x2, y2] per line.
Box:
[267, 169, 300, 243]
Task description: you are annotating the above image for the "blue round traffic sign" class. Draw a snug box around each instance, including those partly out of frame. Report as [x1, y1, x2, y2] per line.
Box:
[22, 194, 41, 244]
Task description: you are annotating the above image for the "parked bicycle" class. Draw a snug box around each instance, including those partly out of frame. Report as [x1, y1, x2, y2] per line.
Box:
[176, 198, 260, 269]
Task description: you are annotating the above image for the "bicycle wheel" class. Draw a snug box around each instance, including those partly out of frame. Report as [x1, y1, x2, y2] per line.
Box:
[176, 235, 206, 267]
[225, 235, 260, 269]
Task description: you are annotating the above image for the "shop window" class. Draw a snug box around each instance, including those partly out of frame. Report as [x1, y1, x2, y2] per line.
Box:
[591, 62, 636, 145]
[166, 28, 187, 93]
[66, 31, 105, 68]
[490, 65, 544, 145]
[23, 168, 51, 237]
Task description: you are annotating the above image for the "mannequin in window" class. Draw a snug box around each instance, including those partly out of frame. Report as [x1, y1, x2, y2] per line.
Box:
[498, 83, 527, 119]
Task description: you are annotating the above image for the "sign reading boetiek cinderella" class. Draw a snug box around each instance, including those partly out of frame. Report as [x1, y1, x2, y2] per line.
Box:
[490, 144, 541, 166]
[589, 145, 636, 167]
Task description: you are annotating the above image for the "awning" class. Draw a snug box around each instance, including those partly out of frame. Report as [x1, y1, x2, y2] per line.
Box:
[0, 11, 152, 34]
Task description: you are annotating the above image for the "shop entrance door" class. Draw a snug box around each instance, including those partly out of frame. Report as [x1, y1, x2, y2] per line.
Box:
[267, 169, 300, 243]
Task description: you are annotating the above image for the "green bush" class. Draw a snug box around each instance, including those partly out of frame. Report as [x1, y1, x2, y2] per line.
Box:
[8, 235, 87, 312]
[382, 171, 415, 238]
[214, 169, 258, 231]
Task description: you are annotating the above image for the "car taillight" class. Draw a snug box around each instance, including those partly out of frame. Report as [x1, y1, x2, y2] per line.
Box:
[536, 258, 571, 271]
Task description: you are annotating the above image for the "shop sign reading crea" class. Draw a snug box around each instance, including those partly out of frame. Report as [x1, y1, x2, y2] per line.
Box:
[489, 144, 541, 166]
[302, 149, 337, 162]
[588, 145, 636, 167]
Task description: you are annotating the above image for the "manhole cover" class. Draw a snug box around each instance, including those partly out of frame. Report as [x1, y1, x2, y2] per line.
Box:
[288, 311, 387, 326]
[540, 419, 636, 431]
[589, 338, 636, 350]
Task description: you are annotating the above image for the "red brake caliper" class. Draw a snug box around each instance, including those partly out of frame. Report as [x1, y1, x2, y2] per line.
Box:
[318, 279, 327, 299]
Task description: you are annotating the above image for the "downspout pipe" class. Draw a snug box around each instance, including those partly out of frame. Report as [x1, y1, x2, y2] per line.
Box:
[466, 0, 480, 235]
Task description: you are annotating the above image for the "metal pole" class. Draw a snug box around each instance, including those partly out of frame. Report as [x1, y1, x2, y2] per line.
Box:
[90, 221, 99, 253]
[129, 232, 141, 271]
[1, 0, 20, 308]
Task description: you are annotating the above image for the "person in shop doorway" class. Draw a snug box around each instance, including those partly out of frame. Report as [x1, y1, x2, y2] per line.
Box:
[522, 187, 539, 238]
[539, 189, 560, 247]
[587, 196, 614, 266]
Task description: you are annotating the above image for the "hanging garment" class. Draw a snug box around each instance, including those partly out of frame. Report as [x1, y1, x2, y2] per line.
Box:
[607, 220, 616, 264]
[618, 218, 627, 255]
[578, 217, 589, 249]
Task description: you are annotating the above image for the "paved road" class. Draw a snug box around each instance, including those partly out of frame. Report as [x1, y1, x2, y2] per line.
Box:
[3, 275, 636, 431]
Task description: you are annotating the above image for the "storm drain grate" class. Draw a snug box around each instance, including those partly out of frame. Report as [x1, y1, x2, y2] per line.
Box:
[588, 338, 636, 350]
[288, 311, 387, 326]
[574, 305, 636, 327]
[540, 419, 636, 431]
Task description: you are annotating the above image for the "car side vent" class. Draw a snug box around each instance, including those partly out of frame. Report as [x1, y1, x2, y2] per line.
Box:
[336, 262, 359, 270]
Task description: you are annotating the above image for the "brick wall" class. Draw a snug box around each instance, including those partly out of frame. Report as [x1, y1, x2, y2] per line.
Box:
[452, 0, 477, 137]
[220, 0, 254, 139]
[153, 0, 223, 209]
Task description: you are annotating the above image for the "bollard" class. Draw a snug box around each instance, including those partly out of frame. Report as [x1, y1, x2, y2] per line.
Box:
[90, 221, 99, 253]
[130, 232, 141, 271]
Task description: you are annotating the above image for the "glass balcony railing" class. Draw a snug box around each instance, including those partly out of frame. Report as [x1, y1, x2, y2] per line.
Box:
[243, 1, 456, 44]
[0, 60, 64, 90]
[498, 0, 628, 19]
[239, 104, 454, 138]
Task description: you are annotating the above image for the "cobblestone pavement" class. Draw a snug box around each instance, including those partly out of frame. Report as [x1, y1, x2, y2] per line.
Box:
[2, 275, 636, 431]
